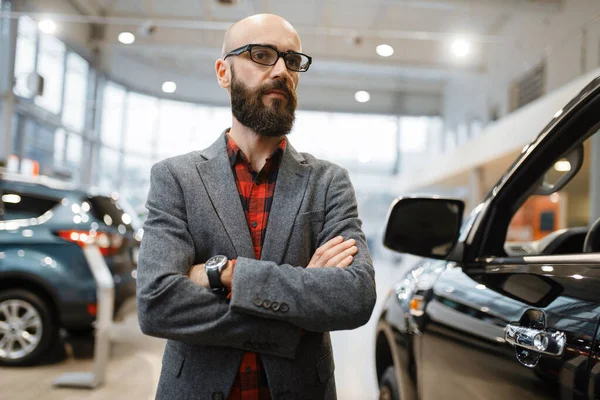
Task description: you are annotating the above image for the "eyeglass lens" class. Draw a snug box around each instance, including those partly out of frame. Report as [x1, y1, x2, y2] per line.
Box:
[249, 46, 309, 71]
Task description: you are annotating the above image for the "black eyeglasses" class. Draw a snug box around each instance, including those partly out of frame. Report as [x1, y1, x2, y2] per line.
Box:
[224, 44, 312, 72]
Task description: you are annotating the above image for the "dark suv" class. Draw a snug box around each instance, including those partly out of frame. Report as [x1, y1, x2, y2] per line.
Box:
[0, 173, 140, 366]
[376, 74, 600, 399]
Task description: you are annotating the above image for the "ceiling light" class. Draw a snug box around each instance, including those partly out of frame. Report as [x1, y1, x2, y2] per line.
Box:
[118, 32, 136, 44]
[162, 81, 177, 93]
[2, 194, 21, 204]
[38, 19, 57, 35]
[451, 39, 470, 57]
[554, 160, 571, 172]
[355, 91, 370, 103]
[376, 44, 394, 57]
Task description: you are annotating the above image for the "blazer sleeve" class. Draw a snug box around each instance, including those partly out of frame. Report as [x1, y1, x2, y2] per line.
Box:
[229, 166, 377, 332]
[136, 162, 302, 359]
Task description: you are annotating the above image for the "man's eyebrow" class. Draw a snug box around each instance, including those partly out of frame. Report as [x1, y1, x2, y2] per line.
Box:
[256, 43, 300, 53]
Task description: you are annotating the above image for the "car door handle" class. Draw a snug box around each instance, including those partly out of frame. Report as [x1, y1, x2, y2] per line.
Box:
[505, 323, 566, 357]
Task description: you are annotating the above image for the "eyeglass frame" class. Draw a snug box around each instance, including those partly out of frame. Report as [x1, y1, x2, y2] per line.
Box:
[223, 44, 313, 72]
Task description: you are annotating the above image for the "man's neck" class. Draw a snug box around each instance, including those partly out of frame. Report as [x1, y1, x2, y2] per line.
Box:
[228, 118, 285, 172]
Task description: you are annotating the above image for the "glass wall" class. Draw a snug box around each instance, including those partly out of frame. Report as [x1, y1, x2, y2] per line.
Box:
[34, 33, 65, 114]
[9, 16, 89, 182]
[5, 15, 443, 220]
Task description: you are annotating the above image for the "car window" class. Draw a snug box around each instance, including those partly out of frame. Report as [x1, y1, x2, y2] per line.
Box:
[504, 133, 594, 255]
[1, 190, 62, 220]
[88, 195, 135, 232]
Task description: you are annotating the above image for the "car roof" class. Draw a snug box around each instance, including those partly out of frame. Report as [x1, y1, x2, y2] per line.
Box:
[0, 171, 108, 200]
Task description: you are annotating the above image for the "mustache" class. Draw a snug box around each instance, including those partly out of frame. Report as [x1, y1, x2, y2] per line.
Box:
[259, 80, 293, 99]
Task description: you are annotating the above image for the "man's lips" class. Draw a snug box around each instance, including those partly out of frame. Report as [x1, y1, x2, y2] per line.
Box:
[264, 90, 289, 98]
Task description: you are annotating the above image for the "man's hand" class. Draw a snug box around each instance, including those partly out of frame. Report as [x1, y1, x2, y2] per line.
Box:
[188, 261, 234, 289]
[307, 236, 358, 269]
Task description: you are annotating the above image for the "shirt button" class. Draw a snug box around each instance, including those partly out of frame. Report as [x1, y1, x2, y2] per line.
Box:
[251, 222, 258, 228]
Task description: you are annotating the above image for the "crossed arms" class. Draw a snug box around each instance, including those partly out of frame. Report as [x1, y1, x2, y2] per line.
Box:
[136, 162, 376, 359]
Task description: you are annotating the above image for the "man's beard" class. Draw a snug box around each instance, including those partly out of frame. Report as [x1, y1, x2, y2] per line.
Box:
[230, 68, 297, 137]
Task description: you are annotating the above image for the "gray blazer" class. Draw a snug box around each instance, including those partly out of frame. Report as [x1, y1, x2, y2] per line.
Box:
[137, 133, 376, 400]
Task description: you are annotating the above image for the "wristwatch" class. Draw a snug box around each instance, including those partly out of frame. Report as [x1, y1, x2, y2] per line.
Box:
[205, 255, 228, 293]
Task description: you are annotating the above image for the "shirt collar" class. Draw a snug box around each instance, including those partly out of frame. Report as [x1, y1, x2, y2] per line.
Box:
[225, 130, 287, 168]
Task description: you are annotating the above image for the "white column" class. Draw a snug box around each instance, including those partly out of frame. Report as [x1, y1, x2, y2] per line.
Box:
[468, 166, 485, 213]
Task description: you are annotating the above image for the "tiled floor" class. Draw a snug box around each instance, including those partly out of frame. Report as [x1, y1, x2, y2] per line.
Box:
[0, 257, 412, 400]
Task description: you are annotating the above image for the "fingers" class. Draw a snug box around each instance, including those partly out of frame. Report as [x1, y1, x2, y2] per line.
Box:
[320, 239, 355, 264]
[312, 236, 343, 260]
[336, 255, 354, 269]
[308, 237, 358, 268]
[328, 245, 358, 268]
[307, 236, 343, 268]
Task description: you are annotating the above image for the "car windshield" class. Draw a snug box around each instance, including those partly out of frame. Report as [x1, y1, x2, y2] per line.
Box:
[88, 196, 141, 232]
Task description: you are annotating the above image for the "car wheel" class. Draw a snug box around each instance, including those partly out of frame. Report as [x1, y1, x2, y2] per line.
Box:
[0, 289, 59, 366]
[379, 366, 400, 400]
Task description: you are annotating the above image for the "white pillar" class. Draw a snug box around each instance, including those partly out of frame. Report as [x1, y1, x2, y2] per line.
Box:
[469, 166, 485, 213]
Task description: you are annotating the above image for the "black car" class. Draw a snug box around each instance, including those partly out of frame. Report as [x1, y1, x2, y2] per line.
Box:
[375, 75, 600, 400]
[0, 173, 140, 366]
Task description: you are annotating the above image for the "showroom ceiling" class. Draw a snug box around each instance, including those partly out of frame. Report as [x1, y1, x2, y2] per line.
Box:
[57, 0, 563, 112]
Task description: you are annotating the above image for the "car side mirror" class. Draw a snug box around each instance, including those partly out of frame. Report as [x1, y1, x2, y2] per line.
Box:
[534, 144, 583, 195]
[383, 197, 465, 259]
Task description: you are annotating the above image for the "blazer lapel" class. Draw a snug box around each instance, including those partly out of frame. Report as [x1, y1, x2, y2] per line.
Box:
[261, 142, 312, 264]
[196, 134, 255, 259]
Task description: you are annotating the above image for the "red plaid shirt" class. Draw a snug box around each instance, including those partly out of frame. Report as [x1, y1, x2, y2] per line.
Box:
[226, 131, 286, 400]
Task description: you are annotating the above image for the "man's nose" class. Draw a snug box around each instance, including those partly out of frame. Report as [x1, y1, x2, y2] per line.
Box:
[270, 56, 291, 80]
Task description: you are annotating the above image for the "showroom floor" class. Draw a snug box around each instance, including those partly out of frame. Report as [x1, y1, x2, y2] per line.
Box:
[0, 257, 410, 400]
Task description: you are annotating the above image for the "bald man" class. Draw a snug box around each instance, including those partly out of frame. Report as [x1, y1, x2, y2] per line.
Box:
[137, 14, 376, 400]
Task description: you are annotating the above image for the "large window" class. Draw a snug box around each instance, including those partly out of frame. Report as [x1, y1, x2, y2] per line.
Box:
[13, 16, 37, 98]
[156, 102, 230, 160]
[100, 82, 126, 149]
[188, 106, 230, 152]
[21, 119, 56, 176]
[123, 93, 158, 155]
[291, 111, 397, 174]
[156, 100, 197, 158]
[35, 33, 65, 114]
[0, 0, 12, 94]
[66, 133, 83, 172]
[121, 154, 152, 213]
[53, 128, 66, 167]
[398, 116, 444, 173]
[97, 147, 121, 194]
[62, 53, 89, 132]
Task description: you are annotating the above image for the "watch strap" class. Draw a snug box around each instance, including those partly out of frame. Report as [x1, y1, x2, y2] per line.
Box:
[206, 265, 224, 292]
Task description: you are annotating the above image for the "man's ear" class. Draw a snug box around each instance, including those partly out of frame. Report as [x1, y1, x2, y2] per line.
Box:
[216, 59, 230, 89]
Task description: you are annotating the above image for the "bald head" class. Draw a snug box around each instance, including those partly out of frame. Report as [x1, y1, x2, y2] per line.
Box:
[221, 14, 301, 57]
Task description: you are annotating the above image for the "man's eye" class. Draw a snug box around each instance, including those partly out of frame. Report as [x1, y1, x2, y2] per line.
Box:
[253, 51, 271, 60]
[287, 56, 301, 68]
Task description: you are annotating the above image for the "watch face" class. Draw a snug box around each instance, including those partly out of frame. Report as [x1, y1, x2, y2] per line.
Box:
[206, 255, 227, 269]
